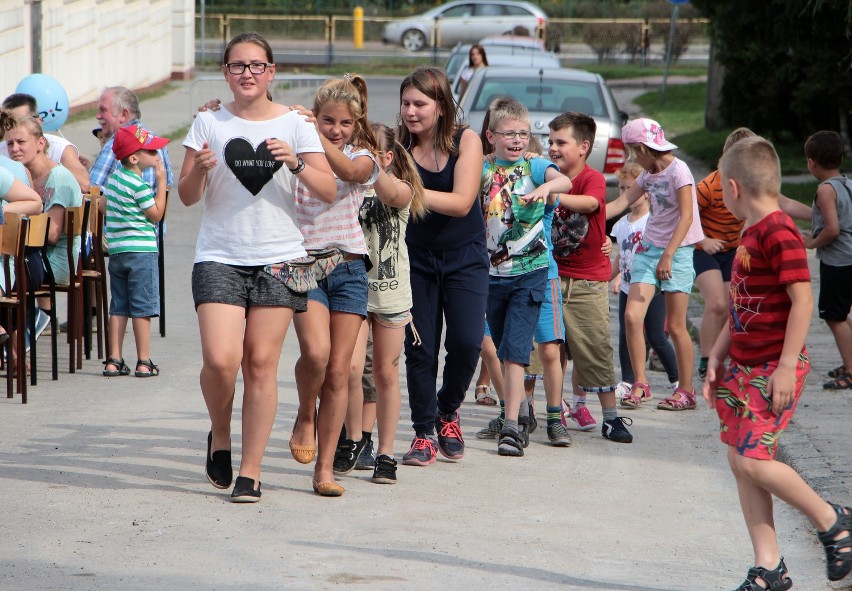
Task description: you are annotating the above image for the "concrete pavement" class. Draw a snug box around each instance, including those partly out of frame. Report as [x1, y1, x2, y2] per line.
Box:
[0, 76, 849, 590]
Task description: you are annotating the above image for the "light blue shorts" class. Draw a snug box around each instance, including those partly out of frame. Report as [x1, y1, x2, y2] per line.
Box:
[534, 277, 564, 344]
[629, 244, 695, 294]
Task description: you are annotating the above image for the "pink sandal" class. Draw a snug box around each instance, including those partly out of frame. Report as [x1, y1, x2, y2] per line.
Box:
[657, 387, 697, 411]
[620, 382, 651, 409]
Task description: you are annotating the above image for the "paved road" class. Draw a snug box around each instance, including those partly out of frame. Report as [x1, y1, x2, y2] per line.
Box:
[1, 77, 848, 590]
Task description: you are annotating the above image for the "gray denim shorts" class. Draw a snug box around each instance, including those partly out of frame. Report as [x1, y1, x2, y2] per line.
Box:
[191, 261, 307, 311]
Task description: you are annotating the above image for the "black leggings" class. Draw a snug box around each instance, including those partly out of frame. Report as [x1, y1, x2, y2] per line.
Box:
[617, 289, 678, 384]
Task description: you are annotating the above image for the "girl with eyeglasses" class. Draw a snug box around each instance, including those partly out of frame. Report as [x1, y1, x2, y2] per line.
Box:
[178, 32, 336, 503]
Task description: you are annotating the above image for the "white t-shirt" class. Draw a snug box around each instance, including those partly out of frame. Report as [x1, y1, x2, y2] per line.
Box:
[0, 133, 75, 164]
[183, 107, 324, 265]
[295, 144, 378, 253]
[611, 211, 649, 295]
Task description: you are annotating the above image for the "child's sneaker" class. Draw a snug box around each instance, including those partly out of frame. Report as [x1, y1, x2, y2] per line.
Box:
[476, 416, 503, 439]
[547, 422, 572, 447]
[354, 438, 375, 470]
[435, 412, 465, 460]
[562, 400, 597, 432]
[602, 416, 634, 443]
[371, 454, 397, 484]
[402, 435, 437, 466]
[614, 381, 632, 400]
[497, 427, 524, 457]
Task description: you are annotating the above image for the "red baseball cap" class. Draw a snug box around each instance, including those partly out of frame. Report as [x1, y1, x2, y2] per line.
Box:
[112, 124, 169, 160]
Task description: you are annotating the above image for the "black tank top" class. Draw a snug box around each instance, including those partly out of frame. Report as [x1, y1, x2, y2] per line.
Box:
[406, 128, 485, 251]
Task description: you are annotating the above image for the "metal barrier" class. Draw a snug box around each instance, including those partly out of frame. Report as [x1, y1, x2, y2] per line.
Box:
[195, 14, 709, 66]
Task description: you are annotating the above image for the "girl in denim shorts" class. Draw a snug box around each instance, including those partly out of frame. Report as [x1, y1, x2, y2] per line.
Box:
[290, 76, 406, 497]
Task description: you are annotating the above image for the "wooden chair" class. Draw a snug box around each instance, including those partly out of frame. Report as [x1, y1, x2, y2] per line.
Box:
[82, 192, 109, 360]
[40, 205, 86, 374]
[0, 215, 30, 402]
[23, 213, 56, 384]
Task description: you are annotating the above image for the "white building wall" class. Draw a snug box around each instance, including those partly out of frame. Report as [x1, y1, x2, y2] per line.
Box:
[0, 0, 194, 109]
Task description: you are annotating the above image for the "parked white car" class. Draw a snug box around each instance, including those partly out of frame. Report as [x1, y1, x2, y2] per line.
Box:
[382, 0, 548, 52]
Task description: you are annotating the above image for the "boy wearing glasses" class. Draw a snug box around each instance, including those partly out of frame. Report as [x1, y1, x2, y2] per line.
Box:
[549, 112, 633, 443]
[478, 98, 573, 456]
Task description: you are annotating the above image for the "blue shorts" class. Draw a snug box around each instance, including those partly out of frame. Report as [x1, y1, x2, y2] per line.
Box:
[308, 258, 368, 317]
[109, 252, 159, 318]
[693, 248, 736, 282]
[486, 268, 547, 365]
[534, 277, 564, 344]
[630, 244, 695, 294]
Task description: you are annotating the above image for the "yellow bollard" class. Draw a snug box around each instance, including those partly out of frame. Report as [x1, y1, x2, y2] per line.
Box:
[353, 6, 364, 49]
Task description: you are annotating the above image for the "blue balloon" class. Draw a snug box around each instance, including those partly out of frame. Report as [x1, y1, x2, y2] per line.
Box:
[15, 74, 70, 132]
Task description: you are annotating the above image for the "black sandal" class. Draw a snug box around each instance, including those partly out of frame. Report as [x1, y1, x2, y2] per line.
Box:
[135, 359, 160, 378]
[828, 365, 846, 378]
[102, 357, 130, 377]
[822, 369, 852, 390]
[734, 558, 792, 590]
[497, 428, 524, 457]
[818, 502, 852, 581]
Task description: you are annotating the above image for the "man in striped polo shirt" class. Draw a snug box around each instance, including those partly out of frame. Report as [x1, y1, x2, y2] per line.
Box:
[100, 124, 169, 378]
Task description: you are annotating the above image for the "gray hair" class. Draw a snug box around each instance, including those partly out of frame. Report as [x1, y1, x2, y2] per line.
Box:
[103, 86, 141, 119]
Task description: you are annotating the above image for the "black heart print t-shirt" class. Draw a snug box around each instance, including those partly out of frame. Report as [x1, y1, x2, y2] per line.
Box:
[183, 106, 324, 267]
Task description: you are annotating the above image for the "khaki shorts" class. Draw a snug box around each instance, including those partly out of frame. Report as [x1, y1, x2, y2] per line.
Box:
[560, 277, 616, 392]
[524, 347, 543, 379]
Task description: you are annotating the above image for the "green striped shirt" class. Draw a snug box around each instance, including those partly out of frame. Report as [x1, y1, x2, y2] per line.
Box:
[104, 166, 157, 254]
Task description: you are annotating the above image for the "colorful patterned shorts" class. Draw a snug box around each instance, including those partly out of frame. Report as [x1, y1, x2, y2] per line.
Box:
[715, 354, 809, 460]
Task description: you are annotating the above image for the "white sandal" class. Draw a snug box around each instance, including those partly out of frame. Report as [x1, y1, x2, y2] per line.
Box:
[475, 384, 498, 406]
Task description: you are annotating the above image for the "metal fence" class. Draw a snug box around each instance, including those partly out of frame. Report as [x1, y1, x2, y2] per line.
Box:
[196, 14, 709, 66]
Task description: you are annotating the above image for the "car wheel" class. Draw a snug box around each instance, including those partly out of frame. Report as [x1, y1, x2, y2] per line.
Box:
[401, 29, 427, 52]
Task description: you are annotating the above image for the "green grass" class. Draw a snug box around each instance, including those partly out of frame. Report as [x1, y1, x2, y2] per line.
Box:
[781, 181, 817, 205]
[632, 82, 810, 175]
[297, 61, 433, 77]
[582, 63, 708, 80]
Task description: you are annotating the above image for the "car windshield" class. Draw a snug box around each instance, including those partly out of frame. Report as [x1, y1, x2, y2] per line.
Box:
[471, 77, 606, 117]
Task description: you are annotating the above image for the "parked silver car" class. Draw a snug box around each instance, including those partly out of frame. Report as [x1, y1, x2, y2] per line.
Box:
[382, 0, 548, 52]
[451, 51, 561, 100]
[458, 66, 628, 190]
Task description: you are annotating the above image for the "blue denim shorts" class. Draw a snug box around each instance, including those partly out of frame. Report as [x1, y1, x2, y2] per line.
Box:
[109, 252, 159, 318]
[308, 258, 368, 317]
[486, 268, 547, 365]
[630, 244, 696, 294]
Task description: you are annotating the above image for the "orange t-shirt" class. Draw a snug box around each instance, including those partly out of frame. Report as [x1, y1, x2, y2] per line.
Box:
[696, 170, 744, 252]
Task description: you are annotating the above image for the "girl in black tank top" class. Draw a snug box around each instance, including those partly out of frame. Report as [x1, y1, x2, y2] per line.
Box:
[397, 67, 488, 465]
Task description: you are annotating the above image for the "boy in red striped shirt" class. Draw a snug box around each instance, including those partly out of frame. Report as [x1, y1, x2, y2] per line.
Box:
[704, 136, 851, 590]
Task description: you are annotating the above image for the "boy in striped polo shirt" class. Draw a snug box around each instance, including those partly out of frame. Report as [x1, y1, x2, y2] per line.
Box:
[101, 124, 169, 378]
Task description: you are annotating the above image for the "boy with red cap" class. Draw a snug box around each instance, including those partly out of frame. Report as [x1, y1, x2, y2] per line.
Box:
[100, 124, 169, 378]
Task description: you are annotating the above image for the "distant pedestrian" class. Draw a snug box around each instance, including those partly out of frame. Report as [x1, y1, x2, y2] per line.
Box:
[801, 130, 852, 390]
[458, 44, 487, 96]
[607, 118, 704, 412]
[704, 135, 851, 589]
[100, 125, 169, 378]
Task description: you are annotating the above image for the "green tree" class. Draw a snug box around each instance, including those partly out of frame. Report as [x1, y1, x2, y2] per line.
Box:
[691, 0, 852, 145]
